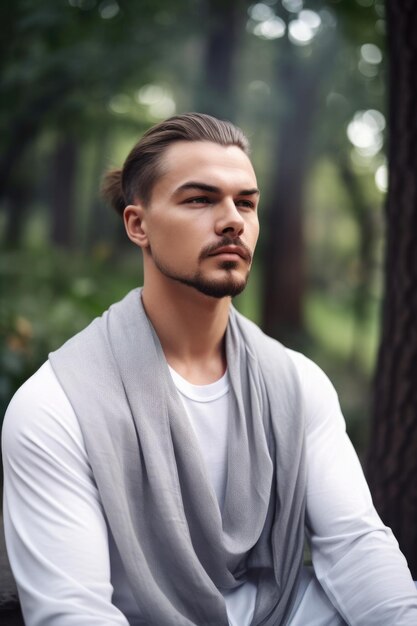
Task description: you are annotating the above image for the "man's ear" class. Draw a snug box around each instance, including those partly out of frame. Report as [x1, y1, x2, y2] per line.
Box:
[123, 204, 149, 249]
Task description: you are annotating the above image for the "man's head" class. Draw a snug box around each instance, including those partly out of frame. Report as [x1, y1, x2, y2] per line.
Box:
[102, 113, 259, 299]
[102, 112, 250, 214]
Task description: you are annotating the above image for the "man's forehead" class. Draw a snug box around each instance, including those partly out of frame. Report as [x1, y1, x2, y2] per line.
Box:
[158, 140, 257, 188]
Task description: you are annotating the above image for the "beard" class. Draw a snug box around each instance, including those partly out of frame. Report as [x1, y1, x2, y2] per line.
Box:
[171, 263, 249, 298]
[149, 239, 252, 299]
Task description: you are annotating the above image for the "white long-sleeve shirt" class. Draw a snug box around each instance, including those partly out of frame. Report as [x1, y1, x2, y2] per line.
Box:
[2, 349, 417, 625]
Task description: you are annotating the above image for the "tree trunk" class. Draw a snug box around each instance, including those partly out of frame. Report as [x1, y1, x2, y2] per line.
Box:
[337, 155, 377, 365]
[195, 0, 247, 120]
[261, 39, 333, 343]
[366, 0, 417, 578]
[49, 135, 79, 248]
[0, 80, 73, 203]
[261, 94, 307, 341]
[3, 182, 31, 248]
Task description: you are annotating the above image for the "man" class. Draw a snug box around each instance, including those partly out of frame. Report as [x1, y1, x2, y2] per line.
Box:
[2, 113, 417, 625]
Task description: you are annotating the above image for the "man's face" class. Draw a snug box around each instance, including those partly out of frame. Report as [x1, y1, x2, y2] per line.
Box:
[138, 140, 260, 299]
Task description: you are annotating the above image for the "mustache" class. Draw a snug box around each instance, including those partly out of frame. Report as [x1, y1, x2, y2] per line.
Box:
[199, 236, 253, 264]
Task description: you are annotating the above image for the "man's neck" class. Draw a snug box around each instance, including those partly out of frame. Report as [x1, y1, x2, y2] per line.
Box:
[141, 281, 230, 385]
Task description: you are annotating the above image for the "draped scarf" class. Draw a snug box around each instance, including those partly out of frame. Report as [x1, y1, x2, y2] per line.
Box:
[49, 288, 306, 625]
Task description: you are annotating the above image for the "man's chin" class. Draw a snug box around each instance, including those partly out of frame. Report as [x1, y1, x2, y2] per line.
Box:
[152, 257, 249, 299]
[186, 276, 248, 299]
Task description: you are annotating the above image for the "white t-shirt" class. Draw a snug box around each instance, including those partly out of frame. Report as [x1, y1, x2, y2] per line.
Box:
[168, 366, 257, 626]
[2, 350, 417, 625]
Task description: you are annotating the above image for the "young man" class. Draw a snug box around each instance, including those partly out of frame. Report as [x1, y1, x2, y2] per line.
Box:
[2, 113, 417, 625]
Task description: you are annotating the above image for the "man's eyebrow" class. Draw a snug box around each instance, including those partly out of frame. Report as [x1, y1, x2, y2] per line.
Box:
[239, 188, 260, 197]
[174, 182, 260, 196]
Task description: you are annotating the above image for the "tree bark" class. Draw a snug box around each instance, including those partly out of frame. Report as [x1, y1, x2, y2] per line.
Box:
[366, 0, 417, 578]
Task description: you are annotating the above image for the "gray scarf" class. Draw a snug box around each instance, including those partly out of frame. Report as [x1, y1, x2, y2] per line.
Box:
[49, 288, 306, 625]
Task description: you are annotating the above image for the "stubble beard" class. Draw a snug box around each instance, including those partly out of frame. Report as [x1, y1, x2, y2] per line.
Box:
[150, 253, 251, 299]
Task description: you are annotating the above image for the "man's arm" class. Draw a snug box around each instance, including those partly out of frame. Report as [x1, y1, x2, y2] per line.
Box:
[1, 362, 130, 626]
[287, 350, 417, 625]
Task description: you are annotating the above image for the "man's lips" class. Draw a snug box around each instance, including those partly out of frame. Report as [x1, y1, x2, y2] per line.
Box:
[208, 245, 251, 262]
[199, 238, 253, 264]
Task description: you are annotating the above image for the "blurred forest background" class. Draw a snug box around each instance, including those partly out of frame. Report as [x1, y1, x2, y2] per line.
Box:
[2, 0, 417, 578]
[1, 0, 387, 452]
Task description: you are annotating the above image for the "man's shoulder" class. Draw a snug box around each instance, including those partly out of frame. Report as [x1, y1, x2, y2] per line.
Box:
[233, 309, 337, 390]
[284, 348, 332, 382]
[2, 362, 80, 458]
[2, 291, 139, 450]
[5, 361, 64, 416]
[232, 312, 341, 416]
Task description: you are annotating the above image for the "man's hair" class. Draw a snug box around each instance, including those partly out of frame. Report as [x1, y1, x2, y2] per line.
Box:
[101, 112, 250, 216]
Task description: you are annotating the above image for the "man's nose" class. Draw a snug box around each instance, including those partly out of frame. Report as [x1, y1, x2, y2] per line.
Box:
[214, 199, 245, 237]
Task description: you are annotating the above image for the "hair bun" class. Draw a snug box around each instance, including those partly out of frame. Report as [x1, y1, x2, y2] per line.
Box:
[101, 168, 125, 216]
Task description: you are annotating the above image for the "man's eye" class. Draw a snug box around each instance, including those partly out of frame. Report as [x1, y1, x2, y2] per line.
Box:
[236, 200, 255, 209]
[186, 197, 210, 204]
